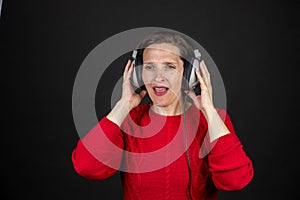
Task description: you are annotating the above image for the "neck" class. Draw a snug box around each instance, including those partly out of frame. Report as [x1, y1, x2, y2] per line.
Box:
[151, 98, 191, 116]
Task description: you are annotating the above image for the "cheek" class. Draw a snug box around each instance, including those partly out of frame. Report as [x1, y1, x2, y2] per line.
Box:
[170, 72, 183, 87]
[142, 70, 154, 84]
[141, 68, 184, 88]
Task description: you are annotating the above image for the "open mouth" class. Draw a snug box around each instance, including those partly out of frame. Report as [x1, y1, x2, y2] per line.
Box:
[153, 86, 169, 96]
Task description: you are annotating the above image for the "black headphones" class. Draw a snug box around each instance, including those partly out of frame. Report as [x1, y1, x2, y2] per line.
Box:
[131, 48, 202, 95]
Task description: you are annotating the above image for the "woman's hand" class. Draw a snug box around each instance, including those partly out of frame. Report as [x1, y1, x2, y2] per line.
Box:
[107, 60, 147, 126]
[185, 60, 214, 112]
[121, 59, 147, 110]
[185, 60, 230, 141]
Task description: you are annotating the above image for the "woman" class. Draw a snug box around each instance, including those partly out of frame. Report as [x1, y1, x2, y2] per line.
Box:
[71, 31, 254, 199]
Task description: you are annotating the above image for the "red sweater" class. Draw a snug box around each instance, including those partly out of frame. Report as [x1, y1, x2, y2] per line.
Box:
[72, 104, 254, 200]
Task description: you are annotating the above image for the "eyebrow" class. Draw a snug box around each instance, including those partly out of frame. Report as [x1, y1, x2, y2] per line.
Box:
[143, 62, 178, 65]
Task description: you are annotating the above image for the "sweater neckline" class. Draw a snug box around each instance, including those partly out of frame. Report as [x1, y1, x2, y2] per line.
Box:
[147, 103, 195, 120]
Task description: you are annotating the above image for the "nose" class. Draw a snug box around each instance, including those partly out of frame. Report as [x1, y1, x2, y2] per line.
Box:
[154, 69, 165, 82]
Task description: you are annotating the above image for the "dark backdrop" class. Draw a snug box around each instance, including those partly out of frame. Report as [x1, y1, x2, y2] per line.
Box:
[1, 0, 298, 199]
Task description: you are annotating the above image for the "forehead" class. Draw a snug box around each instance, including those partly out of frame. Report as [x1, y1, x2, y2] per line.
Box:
[143, 43, 181, 61]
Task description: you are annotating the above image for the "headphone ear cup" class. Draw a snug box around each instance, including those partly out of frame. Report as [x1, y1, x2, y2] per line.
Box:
[135, 55, 144, 88]
[189, 58, 198, 88]
[131, 49, 147, 93]
[183, 58, 201, 95]
[131, 52, 144, 90]
[131, 61, 139, 88]
[183, 59, 193, 90]
[190, 58, 201, 95]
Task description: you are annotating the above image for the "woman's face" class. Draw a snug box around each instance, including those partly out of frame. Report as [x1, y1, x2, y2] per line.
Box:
[142, 43, 184, 108]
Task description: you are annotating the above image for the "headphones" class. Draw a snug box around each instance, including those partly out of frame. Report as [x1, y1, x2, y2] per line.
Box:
[131, 46, 201, 199]
[130, 48, 202, 95]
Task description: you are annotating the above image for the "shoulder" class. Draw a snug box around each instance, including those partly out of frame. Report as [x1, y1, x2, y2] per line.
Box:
[128, 103, 151, 121]
[120, 104, 150, 130]
[130, 103, 150, 115]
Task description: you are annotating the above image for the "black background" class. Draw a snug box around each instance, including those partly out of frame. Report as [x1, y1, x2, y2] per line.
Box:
[1, 0, 299, 199]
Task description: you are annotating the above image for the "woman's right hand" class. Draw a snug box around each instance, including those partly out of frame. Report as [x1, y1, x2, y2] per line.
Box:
[120, 59, 147, 110]
[106, 60, 147, 126]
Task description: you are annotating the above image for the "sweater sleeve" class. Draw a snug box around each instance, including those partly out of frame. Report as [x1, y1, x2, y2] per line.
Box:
[71, 117, 124, 180]
[207, 109, 254, 191]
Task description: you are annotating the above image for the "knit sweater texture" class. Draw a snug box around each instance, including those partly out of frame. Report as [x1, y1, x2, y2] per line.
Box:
[72, 104, 254, 199]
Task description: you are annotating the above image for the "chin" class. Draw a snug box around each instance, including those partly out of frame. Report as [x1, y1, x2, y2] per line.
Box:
[147, 88, 181, 108]
[148, 96, 166, 106]
[150, 96, 177, 108]
[152, 101, 169, 107]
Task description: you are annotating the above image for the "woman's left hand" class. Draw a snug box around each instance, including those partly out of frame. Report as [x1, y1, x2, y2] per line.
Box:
[185, 60, 215, 112]
[186, 60, 230, 141]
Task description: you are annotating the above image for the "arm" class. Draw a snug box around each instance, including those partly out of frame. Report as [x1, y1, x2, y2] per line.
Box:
[186, 61, 253, 190]
[71, 117, 124, 180]
[207, 110, 254, 191]
[71, 60, 147, 180]
[185, 61, 231, 142]
[107, 60, 147, 126]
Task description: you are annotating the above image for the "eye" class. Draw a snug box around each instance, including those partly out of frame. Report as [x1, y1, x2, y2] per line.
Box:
[166, 65, 176, 70]
[144, 64, 154, 71]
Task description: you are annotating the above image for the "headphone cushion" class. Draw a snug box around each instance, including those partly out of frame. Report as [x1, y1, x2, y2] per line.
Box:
[135, 54, 144, 87]
[183, 59, 193, 89]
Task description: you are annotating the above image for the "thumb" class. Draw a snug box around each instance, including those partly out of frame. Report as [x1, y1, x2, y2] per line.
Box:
[139, 90, 147, 99]
[184, 90, 200, 108]
[184, 90, 196, 102]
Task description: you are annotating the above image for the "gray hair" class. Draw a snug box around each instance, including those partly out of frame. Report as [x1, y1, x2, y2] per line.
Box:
[137, 31, 194, 60]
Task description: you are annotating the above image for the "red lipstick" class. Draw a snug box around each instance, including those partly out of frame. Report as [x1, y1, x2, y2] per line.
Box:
[153, 86, 168, 96]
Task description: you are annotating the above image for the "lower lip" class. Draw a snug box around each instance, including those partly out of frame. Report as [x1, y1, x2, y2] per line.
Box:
[154, 88, 168, 96]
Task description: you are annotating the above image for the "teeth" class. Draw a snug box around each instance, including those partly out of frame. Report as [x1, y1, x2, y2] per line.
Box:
[155, 87, 166, 92]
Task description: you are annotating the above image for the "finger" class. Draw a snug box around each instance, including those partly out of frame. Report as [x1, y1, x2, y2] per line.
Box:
[200, 61, 213, 95]
[127, 61, 135, 80]
[184, 90, 198, 103]
[125, 59, 131, 71]
[128, 60, 134, 73]
[200, 60, 209, 77]
[123, 60, 132, 79]
[195, 68, 208, 91]
[200, 60, 210, 85]
[184, 90, 200, 108]
[139, 90, 147, 99]
[184, 89, 196, 100]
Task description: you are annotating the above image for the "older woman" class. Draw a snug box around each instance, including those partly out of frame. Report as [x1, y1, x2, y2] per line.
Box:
[72, 31, 254, 200]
